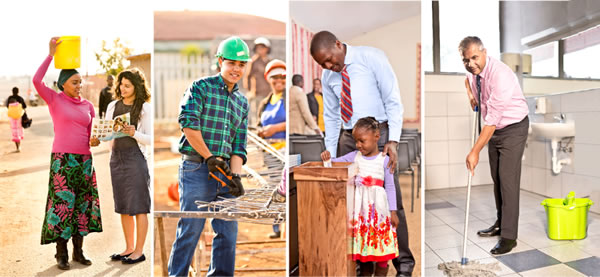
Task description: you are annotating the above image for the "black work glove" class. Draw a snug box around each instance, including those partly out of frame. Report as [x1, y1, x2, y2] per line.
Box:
[206, 156, 232, 176]
[229, 174, 245, 197]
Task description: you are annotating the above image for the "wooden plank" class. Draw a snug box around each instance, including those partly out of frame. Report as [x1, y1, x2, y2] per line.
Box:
[295, 165, 356, 276]
[156, 217, 168, 277]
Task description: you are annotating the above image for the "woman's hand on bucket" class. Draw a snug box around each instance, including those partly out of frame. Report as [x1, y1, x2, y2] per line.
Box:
[49, 37, 62, 56]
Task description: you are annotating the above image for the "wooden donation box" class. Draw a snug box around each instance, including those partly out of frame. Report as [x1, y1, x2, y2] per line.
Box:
[294, 161, 357, 276]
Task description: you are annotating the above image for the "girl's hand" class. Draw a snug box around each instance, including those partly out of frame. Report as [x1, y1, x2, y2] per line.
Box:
[122, 123, 136, 136]
[90, 136, 100, 147]
[321, 150, 331, 161]
[391, 212, 399, 228]
[49, 37, 62, 56]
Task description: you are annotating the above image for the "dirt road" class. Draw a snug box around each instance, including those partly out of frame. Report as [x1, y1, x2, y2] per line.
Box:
[0, 106, 151, 276]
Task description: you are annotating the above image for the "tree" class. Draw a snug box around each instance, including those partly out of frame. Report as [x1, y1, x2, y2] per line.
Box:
[95, 38, 133, 76]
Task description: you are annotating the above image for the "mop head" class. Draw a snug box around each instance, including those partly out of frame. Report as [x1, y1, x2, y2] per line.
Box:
[438, 260, 501, 277]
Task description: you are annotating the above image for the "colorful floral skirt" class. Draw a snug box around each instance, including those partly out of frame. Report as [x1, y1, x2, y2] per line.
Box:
[350, 180, 399, 262]
[41, 153, 102, 244]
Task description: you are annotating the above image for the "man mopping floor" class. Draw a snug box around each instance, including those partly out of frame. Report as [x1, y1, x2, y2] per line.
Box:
[461, 36, 529, 255]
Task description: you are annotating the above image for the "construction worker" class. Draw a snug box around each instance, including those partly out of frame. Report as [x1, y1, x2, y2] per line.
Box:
[243, 36, 273, 127]
[168, 36, 250, 277]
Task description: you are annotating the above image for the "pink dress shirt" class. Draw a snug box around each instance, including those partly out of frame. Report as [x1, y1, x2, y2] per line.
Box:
[33, 55, 95, 155]
[467, 56, 529, 130]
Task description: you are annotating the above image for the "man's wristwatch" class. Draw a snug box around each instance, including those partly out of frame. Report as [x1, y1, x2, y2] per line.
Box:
[232, 173, 241, 179]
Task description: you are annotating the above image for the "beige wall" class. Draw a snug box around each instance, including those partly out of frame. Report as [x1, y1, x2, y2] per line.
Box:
[348, 15, 421, 127]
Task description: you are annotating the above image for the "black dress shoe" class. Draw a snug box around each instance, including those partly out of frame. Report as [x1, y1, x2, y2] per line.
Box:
[477, 225, 501, 237]
[490, 238, 517, 255]
[122, 254, 146, 264]
[110, 252, 132, 261]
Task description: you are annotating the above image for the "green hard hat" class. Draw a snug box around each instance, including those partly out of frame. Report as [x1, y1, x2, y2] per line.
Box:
[215, 36, 252, 62]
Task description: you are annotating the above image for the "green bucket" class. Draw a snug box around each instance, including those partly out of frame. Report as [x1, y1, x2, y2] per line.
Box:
[541, 192, 594, 240]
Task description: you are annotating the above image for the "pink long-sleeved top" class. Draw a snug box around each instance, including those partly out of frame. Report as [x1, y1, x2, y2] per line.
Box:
[33, 55, 95, 155]
[467, 56, 529, 130]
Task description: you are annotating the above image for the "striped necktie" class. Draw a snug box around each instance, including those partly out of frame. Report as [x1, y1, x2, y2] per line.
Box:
[476, 75, 482, 134]
[340, 65, 352, 123]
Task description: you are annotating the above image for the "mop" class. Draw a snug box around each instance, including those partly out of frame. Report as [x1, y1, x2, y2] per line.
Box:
[438, 108, 501, 277]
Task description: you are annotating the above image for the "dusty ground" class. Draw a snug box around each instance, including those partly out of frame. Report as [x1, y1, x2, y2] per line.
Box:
[394, 172, 422, 277]
[153, 133, 286, 276]
[0, 106, 151, 276]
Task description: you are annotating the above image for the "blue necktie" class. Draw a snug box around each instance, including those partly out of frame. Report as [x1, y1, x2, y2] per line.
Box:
[476, 75, 482, 134]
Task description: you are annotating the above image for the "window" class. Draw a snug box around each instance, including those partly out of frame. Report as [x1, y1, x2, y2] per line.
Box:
[422, 0, 433, 72]
[438, 0, 500, 73]
[564, 25, 600, 79]
[524, 41, 558, 77]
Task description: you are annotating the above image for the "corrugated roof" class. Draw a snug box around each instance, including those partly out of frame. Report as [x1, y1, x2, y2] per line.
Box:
[154, 11, 285, 41]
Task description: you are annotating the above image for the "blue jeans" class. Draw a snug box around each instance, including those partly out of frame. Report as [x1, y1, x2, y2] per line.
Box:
[168, 161, 238, 277]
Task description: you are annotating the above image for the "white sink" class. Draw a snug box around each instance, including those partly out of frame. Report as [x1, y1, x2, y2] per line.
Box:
[530, 122, 575, 140]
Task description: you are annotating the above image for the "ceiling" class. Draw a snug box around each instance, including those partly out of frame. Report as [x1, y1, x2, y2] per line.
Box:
[290, 1, 421, 40]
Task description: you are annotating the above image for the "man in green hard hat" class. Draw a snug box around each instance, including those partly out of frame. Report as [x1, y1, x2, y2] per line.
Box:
[168, 36, 251, 277]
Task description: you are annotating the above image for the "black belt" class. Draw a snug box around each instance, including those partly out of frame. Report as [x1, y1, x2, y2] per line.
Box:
[182, 154, 205, 163]
[343, 121, 389, 134]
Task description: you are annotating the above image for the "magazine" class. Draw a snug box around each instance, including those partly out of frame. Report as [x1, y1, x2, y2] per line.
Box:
[92, 112, 131, 141]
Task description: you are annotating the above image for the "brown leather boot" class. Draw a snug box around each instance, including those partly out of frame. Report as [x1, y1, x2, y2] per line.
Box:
[72, 235, 92, 265]
[374, 264, 389, 276]
[55, 238, 70, 270]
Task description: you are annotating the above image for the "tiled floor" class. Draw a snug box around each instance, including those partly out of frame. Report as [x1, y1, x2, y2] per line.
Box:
[425, 185, 600, 277]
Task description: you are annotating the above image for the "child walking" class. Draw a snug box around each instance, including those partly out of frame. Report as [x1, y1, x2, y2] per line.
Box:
[321, 116, 399, 276]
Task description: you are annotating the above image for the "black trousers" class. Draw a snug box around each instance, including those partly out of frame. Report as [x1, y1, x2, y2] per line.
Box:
[488, 116, 529, 240]
[338, 124, 415, 274]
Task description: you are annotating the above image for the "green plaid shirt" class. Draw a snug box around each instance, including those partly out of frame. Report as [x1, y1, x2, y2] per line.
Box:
[178, 74, 249, 164]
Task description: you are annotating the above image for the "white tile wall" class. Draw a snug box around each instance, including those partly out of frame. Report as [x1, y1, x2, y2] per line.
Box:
[425, 117, 448, 141]
[448, 140, 470, 163]
[425, 141, 449, 165]
[426, 165, 449, 190]
[425, 75, 600, 215]
[525, 89, 600, 214]
[447, 116, 470, 140]
[426, 87, 495, 189]
[447, 92, 471, 116]
[425, 92, 447, 117]
[561, 90, 600, 113]
[572, 144, 600, 178]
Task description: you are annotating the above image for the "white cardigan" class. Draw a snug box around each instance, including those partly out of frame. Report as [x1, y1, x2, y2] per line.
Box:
[105, 100, 151, 158]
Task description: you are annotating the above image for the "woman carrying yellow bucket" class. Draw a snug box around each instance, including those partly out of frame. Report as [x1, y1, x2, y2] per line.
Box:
[34, 37, 102, 270]
[6, 87, 26, 152]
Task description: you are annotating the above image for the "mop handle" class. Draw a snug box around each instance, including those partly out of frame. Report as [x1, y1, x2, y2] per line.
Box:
[461, 107, 479, 265]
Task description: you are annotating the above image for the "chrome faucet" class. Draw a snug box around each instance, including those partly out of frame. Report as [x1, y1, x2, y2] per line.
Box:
[554, 113, 566, 123]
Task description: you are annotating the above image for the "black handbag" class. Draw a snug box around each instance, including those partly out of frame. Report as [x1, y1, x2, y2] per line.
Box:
[21, 112, 32, 128]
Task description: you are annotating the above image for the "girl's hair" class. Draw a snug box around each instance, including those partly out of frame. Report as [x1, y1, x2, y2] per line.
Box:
[354, 116, 379, 133]
[114, 68, 150, 124]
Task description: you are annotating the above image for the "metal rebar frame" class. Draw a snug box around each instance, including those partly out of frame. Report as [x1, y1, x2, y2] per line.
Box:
[156, 130, 286, 225]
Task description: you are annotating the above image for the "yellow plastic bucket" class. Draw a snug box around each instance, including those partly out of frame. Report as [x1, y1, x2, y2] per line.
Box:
[54, 36, 81, 69]
[541, 192, 594, 240]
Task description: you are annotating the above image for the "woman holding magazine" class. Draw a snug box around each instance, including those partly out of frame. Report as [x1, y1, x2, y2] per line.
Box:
[90, 68, 151, 264]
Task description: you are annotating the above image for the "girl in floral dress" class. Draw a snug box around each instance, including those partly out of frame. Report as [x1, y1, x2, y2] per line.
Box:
[321, 116, 399, 276]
